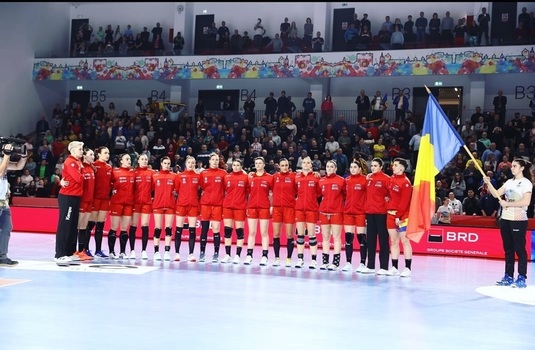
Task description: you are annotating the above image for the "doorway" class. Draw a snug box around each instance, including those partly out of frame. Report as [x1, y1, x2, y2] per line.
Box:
[412, 86, 463, 127]
[194, 14, 215, 55]
[69, 90, 91, 115]
[332, 8, 355, 52]
[198, 89, 240, 123]
[71, 18, 89, 57]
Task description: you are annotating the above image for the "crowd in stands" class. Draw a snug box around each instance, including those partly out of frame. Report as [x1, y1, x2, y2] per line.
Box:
[8, 87, 535, 221]
[70, 6, 535, 57]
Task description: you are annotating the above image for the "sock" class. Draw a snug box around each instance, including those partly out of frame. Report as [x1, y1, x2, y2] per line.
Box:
[322, 253, 329, 264]
[129, 226, 137, 250]
[95, 222, 105, 251]
[298, 253, 304, 259]
[312, 254, 317, 261]
[392, 259, 399, 269]
[333, 253, 341, 267]
[273, 237, 281, 258]
[262, 249, 268, 257]
[119, 231, 128, 254]
[175, 227, 183, 252]
[247, 248, 253, 257]
[345, 232, 354, 263]
[357, 233, 367, 264]
[200, 221, 209, 253]
[86, 221, 95, 248]
[405, 259, 412, 270]
[141, 226, 149, 250]
[108, 229, 116, 253]
[287, 238, 294, 258]
[213, 232, 221, 254]
[77, 229, 86, 252]
[188, 227, 196, 254]
[225, 245, 231, 255]
[236, 247, 242, 256]
[165, 245, 170, 252]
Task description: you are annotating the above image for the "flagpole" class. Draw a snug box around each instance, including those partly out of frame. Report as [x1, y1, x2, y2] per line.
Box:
[423, 85, 501, 199]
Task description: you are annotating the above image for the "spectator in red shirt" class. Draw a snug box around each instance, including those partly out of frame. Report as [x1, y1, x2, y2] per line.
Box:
[132, 153, 156, 260]
[221, 159, 249, 264]
[342, 160, 368, 272]
[318, 160, 346, 270]
[152, 156, 176, 261]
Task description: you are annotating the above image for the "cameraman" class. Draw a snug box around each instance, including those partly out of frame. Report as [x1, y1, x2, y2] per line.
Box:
[0, 144, 28, 267]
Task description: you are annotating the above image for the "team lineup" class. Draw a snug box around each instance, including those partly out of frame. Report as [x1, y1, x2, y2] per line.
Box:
[54, 142, 414, 276]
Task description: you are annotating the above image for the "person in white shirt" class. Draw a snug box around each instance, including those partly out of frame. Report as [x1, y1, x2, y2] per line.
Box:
[447, 191, 463, 215]
[436, 198, 454, 224]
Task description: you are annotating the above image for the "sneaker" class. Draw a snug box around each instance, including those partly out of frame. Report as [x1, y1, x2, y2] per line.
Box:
[109, 252, 118, 260]
[94, 250, 109, 259]
[173, 253, 181, 262]
[199, 252, 206, 263]
[77, 250, 93, 261]
[355, 263, 366, 273]
[141, 251, 149, 260]
[327, 263, 339, 271]
[232, 255, 241, 264]
[54, 256, 72, 266]
[129, 251, 136, 260]
[387, 267, 400, 276]
[308, 260, 318, 269]
[244, 255, 253, 265]
[153, 251, 162, 261]
[188, 254, 197, 262]
[220, 254, 232, 263]
[511, 275, 527, 289]
[295, 258, 304, 268]
[118, 253, 127, 260]
[0, 258, 19, 267]
[70, 253, 81, 261]
[376, 268, 389, 276]
[285, 258, 292, 268]
[341, 263, 353, 272]
[360, 266, 376, 274]
[319, 263, 328, 270]
[212, 253, 219, 263]
[85, 250, 94, 258]
[259, 256, 268, 266]
[272, 257, 281, 267]
[496, 274, 514, 286]
[400, 268, 412, 277]
[163, 251, 171, 261]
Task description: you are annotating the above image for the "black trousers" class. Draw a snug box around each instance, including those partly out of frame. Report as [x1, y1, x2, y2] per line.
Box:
[365, 213, 389, 270]
[499, 219, 528, 277]
[55, 194, 81, 258]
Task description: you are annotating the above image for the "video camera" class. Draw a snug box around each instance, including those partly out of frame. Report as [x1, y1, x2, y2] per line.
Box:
[0, 136, 27, 161]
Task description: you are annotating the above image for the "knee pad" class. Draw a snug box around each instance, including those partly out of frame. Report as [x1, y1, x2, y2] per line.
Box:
[345, 232, 354, 244]
[309, 236, 318, 246]
[236, 228, 244, 240]
[224, 227, 232, 239]
[297, 235, 305, 245]
[165, 227, 172, 237]
[357, 233, 367, 246]
[153, 228, 162, 239]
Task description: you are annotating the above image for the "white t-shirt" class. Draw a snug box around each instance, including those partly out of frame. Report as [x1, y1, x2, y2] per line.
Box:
[501, 177, 532, 221]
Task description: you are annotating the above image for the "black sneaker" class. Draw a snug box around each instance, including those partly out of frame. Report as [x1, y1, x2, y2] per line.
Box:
[0, 258, 19, 267]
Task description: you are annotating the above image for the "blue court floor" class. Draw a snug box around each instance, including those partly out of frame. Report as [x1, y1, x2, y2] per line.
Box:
[0, 232, 534, 350]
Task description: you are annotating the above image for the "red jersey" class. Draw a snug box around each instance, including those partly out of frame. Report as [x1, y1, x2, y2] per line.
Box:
[93, 160, 112, 200]
[223, 171, 249, 210]
[175, 170, 201, 207]
[272, 171, 296, 208]
[134, 166, 155, 205]
[365, 171, 390, 214]
[110, 167, 135, 205]
[152, 169, 176, 209]
[80, 162, 95, 202]
[387, 173, 413, 220]
[319, 173, 346, 214]
[59, 155, 84, 197]
[247, 172, 273, 209]
[199, 167, 227, 206]
[344, 174, 367, 215]
[295, 171, 320, 211]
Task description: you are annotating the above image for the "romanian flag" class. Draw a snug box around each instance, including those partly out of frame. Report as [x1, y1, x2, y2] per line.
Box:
[406, 93, 464, 243]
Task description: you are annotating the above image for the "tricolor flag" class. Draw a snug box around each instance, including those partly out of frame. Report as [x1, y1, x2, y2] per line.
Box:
[406, 93, 464, 243]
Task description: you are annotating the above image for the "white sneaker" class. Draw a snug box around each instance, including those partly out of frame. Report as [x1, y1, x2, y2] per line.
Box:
[188, 254, 197, 262]
[141, 251, 149, 260]
[244, 255, 253, 265]
[69, 254, 81, 261]
[232, 255, 241, 264]
[221, 254, 232, 263]
[54, 256, 72, 266]
[360, 266, 376, 274]
[308, 260, 318, 269]
[153, 251, 162, 261]
[272, 257, 281, 267]
[173, 253, 181, 262]
[355, 263, 366, 273]
[387, 267, 400, 276]
[109, 252, 118, 260]
[212, 253, 219, 264]
[129, 251, 136, 260]
[285, 258, 292, 268]
[295, 258, 304, 268]
[319, 263, 329, 270]
[259, 256, 268, 266]
[376, 268, 389, 275]
[341, 263, 353, 272]
[400, 267, 412, 277]
[163, 251, 171, 261]
[327, 263, 339, 271]
[118, 253, 127, 260]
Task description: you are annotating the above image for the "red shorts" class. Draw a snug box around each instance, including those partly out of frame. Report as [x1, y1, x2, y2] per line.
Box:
[153, 207, 174, 215]
[295, 210, 318, 224]
[133, 203, 152, 214]
[319, 212, 343, 225]
[272, 207, 295, 224]
[387, 213, 399, 230]
[109, 203, 133, 217]
[92, 198, 109, 212]
[176, 205, 199, 217]
[246, 208, 271, 220]
[343, 213, 366, 227]
[79, 201, 93, 213]
[200, 205, 223, 221]
[222, 208, 246, 222]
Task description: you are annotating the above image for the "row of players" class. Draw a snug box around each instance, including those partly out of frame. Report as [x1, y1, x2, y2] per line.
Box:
[55, 142, 413, 276]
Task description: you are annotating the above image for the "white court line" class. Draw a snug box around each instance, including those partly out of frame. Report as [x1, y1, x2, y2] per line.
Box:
[476, 286, 535, 306]
[9, 260, 160, 275]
